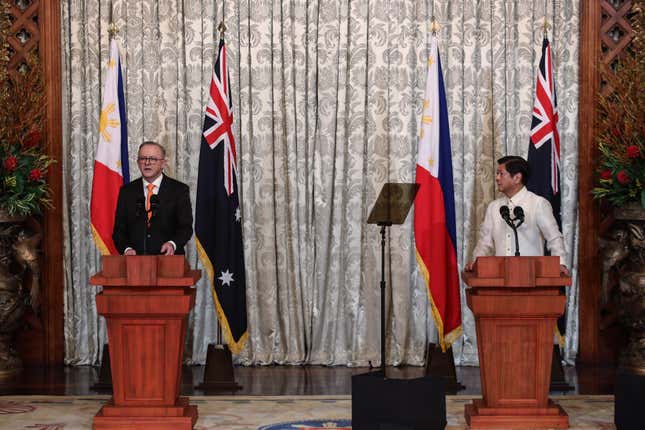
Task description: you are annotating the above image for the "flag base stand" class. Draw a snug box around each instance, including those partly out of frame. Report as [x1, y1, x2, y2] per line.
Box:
[196, 344, 242, 392]
[425, 342, 464, 394]
[91, 344, 113, 392]
[549, 345, 574, 392]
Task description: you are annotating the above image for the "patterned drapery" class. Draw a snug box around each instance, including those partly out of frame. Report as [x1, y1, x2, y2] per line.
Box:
[62, 0, 579, 366]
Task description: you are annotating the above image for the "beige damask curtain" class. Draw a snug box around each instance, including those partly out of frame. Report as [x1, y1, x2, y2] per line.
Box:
[61, 0, 580, 366]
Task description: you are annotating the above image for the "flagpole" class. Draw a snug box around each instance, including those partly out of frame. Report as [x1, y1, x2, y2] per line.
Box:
[107, 0, 118, 40]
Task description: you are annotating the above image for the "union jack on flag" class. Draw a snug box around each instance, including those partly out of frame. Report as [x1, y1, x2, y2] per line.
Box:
[203, 38, 237, 196]
[528, 37, 560, 197]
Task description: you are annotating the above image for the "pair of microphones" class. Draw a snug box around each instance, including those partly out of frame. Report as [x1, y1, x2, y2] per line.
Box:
[500, 205, 524, 256]
[135, 195, 160, 220]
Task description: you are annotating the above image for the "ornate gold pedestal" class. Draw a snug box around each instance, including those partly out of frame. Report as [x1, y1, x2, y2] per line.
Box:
[0, 210, 41, 379]
[600, 203, 645, 374]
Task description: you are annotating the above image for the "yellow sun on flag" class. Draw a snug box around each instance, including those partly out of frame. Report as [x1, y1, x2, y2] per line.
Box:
[99, 103, 120, 142]
[108, 59, 116, 69]
[428, 56, 434, 66]
[422, 115, 433, 124]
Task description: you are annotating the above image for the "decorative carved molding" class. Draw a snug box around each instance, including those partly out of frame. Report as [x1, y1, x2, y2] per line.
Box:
[6, 0, 40, 79]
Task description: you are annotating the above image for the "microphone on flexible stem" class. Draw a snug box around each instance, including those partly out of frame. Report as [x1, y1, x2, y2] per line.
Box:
[135, 197, 145, 218]
[149, 195, 159, 221]
[500, 205, 521, 256]
[134, 197, 147, 255]
[500, 205, 512, 225]
[513, 206, 525, 228]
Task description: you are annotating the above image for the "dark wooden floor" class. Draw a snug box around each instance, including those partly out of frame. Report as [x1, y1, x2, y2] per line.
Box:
[0, 364, 616, 396]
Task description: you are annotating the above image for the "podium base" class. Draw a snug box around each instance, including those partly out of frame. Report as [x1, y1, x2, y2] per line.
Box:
[93, 397, 198, 430]
[465, 399, 568, 429]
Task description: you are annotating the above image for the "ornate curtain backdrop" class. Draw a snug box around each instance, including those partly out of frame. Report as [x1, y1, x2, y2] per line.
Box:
[61, 0, 580, 366]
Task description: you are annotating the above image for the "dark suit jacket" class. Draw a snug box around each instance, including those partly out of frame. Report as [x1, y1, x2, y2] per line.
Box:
[112, 175, 193, 255]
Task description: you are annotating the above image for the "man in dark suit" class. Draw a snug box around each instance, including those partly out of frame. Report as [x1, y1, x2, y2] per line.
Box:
[112, 141, 193, 255]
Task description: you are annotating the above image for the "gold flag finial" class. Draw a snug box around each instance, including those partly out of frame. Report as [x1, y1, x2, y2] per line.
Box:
[218, 21, 227, 40]
[542, 16, 551, 36]
[430, 16, 439, 35]
[108, 22, 119, 37]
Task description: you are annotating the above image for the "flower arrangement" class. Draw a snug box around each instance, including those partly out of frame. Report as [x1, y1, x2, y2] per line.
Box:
[0, 7, 54, 217]
[592, 4, 645, 208]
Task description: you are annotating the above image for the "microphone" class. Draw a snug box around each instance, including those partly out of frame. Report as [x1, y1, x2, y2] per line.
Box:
[135, 197, 145, 218]
[149, 195, 159, 220]
[500, 205, 511, 221]
[513, 206, 525, 228]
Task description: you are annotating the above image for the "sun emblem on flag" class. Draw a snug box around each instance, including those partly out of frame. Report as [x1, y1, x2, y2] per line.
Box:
[99, 103, 120, 143]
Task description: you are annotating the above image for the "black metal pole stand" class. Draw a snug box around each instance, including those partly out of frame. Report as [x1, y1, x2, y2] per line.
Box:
[379, 223, 390, 377]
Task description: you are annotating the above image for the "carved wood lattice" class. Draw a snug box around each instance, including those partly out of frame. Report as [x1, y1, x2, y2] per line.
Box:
[6, 0, 40, 79]
[601, 0, 635, 64]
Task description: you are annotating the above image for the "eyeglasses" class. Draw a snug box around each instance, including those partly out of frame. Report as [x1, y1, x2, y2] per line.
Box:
[137, 157, 164, 164]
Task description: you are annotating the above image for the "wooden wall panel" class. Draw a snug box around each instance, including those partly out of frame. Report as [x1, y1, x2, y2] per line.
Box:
[6, 0, 64, 366]
[578, 0, 635, 365]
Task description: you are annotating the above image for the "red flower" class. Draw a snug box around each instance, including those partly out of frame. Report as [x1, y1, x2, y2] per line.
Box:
[600, 169, 612, 180]
[616, 170, 631, 185]
[28, 168, 42, 181]
[626, 145, 640, 159]
[23, 130, 40, 149]
[3, 156, 17, 172]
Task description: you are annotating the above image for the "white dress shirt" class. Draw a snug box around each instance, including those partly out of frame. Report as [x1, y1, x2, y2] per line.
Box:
[143, 175, 163, 199]
[472, 186, 567, 265]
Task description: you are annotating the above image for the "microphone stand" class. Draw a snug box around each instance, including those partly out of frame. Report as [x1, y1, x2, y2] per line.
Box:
[501, 207, 524, 256]
[142, 211, 148, 255]
[378, 222, 391, 377]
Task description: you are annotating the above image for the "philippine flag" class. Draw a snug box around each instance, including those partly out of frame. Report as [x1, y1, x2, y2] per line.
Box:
[90, 38, 129, 255]
[413, 34, 461, 351]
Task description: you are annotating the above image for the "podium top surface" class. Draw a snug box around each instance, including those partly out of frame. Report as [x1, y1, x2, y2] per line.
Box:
[367, 183, 420, 225]
[462, 256, 571, 288]
[90, 255, 201, 287]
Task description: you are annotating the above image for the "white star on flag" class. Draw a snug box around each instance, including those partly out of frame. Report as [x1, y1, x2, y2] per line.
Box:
[218, 269, 234, 286]
[235, 207, 241, 222]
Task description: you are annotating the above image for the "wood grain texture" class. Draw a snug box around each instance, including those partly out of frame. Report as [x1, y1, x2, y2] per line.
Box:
[90, 256, 199, 429]
[464, 257, 569, 429]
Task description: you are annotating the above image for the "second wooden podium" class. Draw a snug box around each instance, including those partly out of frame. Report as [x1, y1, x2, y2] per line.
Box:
[90, 255, 201, 430]
[463, 256, 570, 429]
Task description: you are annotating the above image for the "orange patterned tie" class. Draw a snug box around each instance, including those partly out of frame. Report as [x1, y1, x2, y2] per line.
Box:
[145, 183, 155, 223]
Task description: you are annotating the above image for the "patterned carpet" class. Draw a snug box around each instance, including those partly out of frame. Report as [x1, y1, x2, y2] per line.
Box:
[0, 395, 614, 429]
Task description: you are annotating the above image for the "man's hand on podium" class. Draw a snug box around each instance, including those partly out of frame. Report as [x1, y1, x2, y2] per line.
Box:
[464, 261, 475, 272]
[560, 265, 570, 276]
[124, 248, 136, 256]
[160, 242, 175, 255]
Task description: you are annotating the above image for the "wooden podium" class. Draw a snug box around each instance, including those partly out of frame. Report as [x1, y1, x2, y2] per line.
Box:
[89, 255, 201, 430]
[463, 256, 571, 429]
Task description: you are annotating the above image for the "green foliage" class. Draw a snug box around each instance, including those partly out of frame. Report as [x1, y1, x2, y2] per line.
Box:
[0, 5, 55, 216]
[592, 3, 645, 208]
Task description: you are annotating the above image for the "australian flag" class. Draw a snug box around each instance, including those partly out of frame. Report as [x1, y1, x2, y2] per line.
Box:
[527, 36, 566, 342]
[527, 37, 561, 227]
[195, 37, 248, 354]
